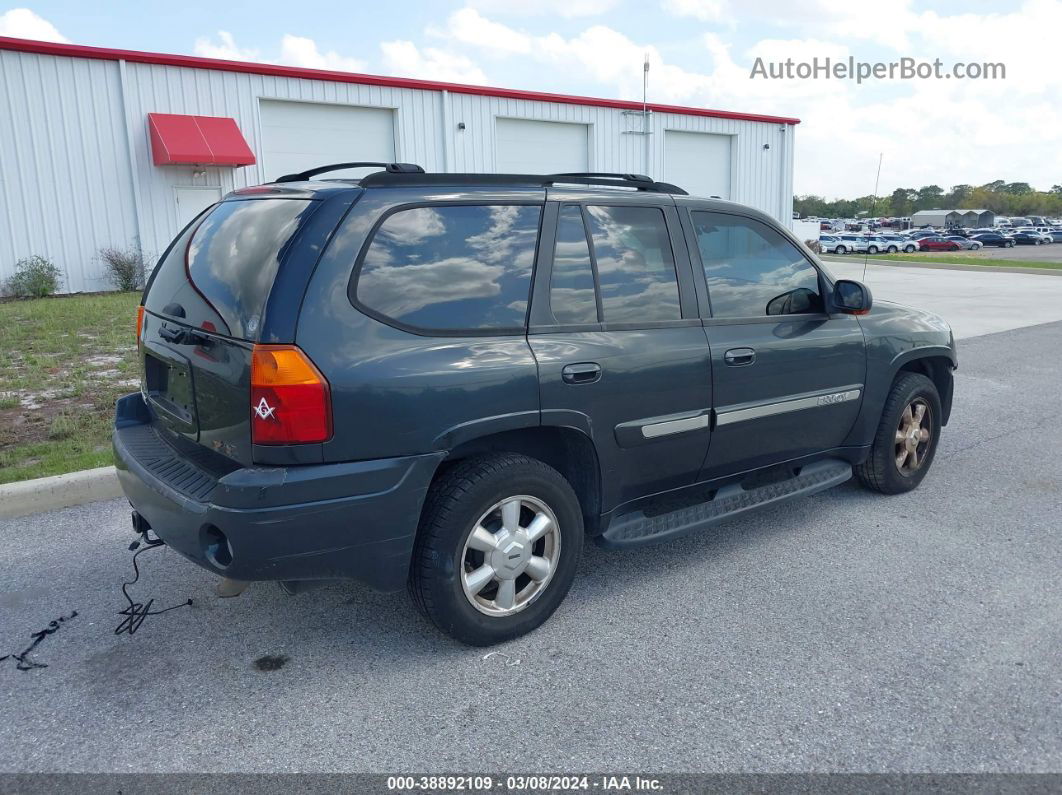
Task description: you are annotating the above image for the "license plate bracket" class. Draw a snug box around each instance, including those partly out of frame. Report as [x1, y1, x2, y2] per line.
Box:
[144, 349, 199, 436]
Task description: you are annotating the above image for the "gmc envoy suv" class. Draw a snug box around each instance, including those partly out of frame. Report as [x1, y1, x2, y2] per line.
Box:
[114, 164, 956, 645]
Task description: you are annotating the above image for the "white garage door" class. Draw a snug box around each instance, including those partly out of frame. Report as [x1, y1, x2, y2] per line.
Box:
[664, 130, 732, 200]
[496, 118, 589, 174]
[259, 100, 395, 181]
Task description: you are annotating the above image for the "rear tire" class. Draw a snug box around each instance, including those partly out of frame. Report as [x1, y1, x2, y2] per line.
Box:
[836, 245, 848, 254]
[409, 454, 583, 646]
[856, 372, 942, 495]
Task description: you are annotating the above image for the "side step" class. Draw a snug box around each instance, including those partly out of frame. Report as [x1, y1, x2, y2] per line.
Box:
[599, 459, 852, 549]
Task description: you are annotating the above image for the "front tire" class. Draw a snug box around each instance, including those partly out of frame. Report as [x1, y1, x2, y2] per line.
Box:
[856, 372, 942, 495]
[409, 454, 583, 646]
[887, 245, 898, 253]
[868, 245, 879, 254]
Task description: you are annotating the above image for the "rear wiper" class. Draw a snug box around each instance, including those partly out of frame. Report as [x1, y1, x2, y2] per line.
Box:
[158, 325, 210, 347]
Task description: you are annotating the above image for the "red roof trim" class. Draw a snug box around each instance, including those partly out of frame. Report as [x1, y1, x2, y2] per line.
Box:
[0, 36, 800, 126]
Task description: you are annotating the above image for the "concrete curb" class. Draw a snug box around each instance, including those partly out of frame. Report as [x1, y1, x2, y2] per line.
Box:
[820, 257, 1062, 276]
[0, 466, 123, 520]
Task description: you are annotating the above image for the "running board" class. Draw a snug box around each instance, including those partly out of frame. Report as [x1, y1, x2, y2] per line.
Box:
[599, 459, 852, 548]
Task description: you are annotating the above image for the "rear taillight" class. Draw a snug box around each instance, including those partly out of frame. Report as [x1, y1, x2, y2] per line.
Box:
[136, 305, 145, 347]
[250, 345, 332, 445]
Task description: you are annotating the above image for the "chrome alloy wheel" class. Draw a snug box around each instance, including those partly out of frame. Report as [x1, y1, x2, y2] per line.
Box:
[895, 398, 932, 475]
[460, 496, 560, 616]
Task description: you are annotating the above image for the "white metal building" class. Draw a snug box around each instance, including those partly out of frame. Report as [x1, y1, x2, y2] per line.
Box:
[911, 209, 996, 228]
[0, 36, 799, 293]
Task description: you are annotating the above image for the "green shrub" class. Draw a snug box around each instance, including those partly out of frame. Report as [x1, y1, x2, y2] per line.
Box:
[98, 245, 149, 291]
[5, 255, 63, 298]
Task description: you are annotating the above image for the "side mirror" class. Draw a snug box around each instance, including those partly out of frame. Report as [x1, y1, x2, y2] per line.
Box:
[833, 279, 873, 315]
[766, 287, 819, 316]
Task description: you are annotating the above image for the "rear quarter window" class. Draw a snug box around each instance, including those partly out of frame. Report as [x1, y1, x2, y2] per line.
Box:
[354, 204, 541, 333]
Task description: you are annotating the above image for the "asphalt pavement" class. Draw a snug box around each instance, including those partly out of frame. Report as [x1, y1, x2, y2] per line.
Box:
[1, 320, 1060, 774]
[825, 259, 1062, 339]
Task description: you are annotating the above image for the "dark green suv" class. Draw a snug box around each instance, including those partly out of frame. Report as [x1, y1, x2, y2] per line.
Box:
[114, 165, 956, 645]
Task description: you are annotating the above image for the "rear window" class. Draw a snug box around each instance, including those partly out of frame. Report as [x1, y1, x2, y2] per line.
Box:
[145, 199, 316, 339]
[355, 204, 541, 332]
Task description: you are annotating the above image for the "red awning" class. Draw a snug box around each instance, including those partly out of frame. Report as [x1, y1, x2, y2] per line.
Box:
[148, 113, 256, 167]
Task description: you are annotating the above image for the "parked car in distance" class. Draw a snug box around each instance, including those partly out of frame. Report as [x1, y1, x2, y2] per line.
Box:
[819, 234, 844, 253]
[917, 236, 963, 252]
[114, 164, 957, 645]
[861, 235, 890, 253]
[907, 230, 939, 241]
[877, 234, 919, 253]
[943, 235, 983, 250]
[970, 233, 1016, 248]
[1010, 231, 1047, 245]
[820, 234, 870, 254]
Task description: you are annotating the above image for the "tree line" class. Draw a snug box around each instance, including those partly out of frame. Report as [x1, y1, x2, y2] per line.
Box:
[795, 181, 1062, 219]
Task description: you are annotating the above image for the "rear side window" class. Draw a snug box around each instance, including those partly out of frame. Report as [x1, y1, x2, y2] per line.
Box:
[691, 211, 824, 319]
[145, 199, 315, 339]
[584, 205, 681, 322]
[356, 204, 541, 332]
[549, 207, 599, 324]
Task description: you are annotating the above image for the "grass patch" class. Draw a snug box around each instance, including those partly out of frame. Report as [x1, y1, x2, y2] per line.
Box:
[0, 291, 141, 484]
[870, 254, 1062, 270]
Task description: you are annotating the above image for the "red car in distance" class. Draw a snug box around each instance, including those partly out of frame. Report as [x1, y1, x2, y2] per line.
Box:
[917, 236, 963, 251]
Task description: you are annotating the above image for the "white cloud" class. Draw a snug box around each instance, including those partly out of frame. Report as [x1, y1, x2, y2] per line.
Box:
[0, 8, 67, 42]
[379, 40, 488, 84]
[279, 35, 367, 72]
[193, 31, 259, 61]
[660, 0, 727, 22]
[441, 8, 533, 55]
[466, 0, 620, 18]
[194, 31, 367, 72]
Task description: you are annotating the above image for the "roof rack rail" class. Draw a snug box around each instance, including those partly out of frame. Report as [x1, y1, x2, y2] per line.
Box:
[274, 162, 424, 183]
[551, 172, 654, 183]
[357, 171, 687, 195]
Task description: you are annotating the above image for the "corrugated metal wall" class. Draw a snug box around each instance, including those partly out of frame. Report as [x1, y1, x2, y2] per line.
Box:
[0, 48, 793, 293]
[0, 50, 139, 292]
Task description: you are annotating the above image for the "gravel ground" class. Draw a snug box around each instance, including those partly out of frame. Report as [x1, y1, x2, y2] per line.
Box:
[1, 321, 1060, 774]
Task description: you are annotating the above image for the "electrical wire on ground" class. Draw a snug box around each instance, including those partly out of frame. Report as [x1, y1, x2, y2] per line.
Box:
[1, 611, 78, 671]
[115, 530, 192, 636]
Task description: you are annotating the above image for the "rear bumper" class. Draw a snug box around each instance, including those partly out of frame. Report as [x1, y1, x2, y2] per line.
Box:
[113, 393, 443, 591]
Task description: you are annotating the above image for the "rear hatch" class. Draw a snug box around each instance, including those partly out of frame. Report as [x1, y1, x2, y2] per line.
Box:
[140, 197, 322, 466]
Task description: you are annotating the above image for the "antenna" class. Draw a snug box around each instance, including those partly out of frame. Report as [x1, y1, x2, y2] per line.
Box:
[863, 152, 884, 282]
[643, 51, 650, 116]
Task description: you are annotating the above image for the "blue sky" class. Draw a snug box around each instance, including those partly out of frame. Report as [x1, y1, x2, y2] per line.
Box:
[3, 1, 1058, 197]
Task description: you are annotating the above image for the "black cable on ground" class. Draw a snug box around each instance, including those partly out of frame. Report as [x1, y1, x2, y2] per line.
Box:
[1, 611, 78, 671]
[114, 530, 192, 636]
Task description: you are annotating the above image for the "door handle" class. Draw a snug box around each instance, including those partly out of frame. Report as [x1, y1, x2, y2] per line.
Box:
[724, 347, 756, 366]
[562, 362, 602, 385]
